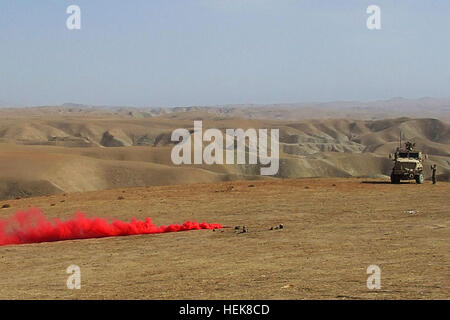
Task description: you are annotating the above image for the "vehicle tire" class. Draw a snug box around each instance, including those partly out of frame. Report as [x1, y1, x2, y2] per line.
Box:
[415, 174, 424, 184]
[391, 174, 400, 184]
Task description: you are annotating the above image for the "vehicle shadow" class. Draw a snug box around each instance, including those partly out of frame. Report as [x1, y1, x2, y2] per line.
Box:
[361, 181, 414, 184]
[361, 181, 391, 184]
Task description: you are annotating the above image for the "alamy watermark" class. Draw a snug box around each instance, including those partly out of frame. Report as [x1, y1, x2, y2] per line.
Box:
[367, 5, 381, 30]
[65, 5, 381, 31]
[366, 265, 381, 290]
[170, 121, 279, 176]
[66, 264, 81, 289]
[66, 5, 81, 30]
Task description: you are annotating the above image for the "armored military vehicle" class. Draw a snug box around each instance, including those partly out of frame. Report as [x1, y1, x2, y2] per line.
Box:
[389, 141, 426, 184]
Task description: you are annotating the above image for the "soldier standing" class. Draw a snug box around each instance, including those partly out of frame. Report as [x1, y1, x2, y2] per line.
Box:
[431, 164, 437, 184]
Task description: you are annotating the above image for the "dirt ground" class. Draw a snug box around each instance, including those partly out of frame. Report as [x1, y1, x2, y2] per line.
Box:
[0, 178, 448, 299]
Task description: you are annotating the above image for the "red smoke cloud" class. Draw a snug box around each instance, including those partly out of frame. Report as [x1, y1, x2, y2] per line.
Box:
[0, 208, 222, 246]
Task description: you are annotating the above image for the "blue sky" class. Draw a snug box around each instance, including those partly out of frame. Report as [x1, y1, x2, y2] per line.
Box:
[0, 0, 449, 107]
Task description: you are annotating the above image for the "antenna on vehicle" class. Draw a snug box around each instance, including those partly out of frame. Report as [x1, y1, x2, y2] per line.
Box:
[399, 130, 402, 149]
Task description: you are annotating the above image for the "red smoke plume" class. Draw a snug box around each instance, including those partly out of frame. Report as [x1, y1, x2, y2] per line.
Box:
[0, 208, 222, 246]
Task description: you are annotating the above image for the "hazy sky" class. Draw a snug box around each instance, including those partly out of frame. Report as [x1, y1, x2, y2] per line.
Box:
[0, 0, 449, 107]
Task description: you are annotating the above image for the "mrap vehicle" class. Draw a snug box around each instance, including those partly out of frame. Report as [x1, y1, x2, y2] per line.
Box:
[389, 141, 427, 184]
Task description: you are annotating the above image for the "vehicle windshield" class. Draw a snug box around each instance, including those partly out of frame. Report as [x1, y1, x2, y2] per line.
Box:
[398, 152, 419, 159]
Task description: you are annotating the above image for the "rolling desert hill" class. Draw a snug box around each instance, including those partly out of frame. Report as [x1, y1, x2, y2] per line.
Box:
[0, 106, 449, 200]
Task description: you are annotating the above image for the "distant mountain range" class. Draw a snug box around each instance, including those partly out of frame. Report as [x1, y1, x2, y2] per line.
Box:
[1, 97, 449, 121]
[0, 100, 14, 107]
[181, 97, 450, 121]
